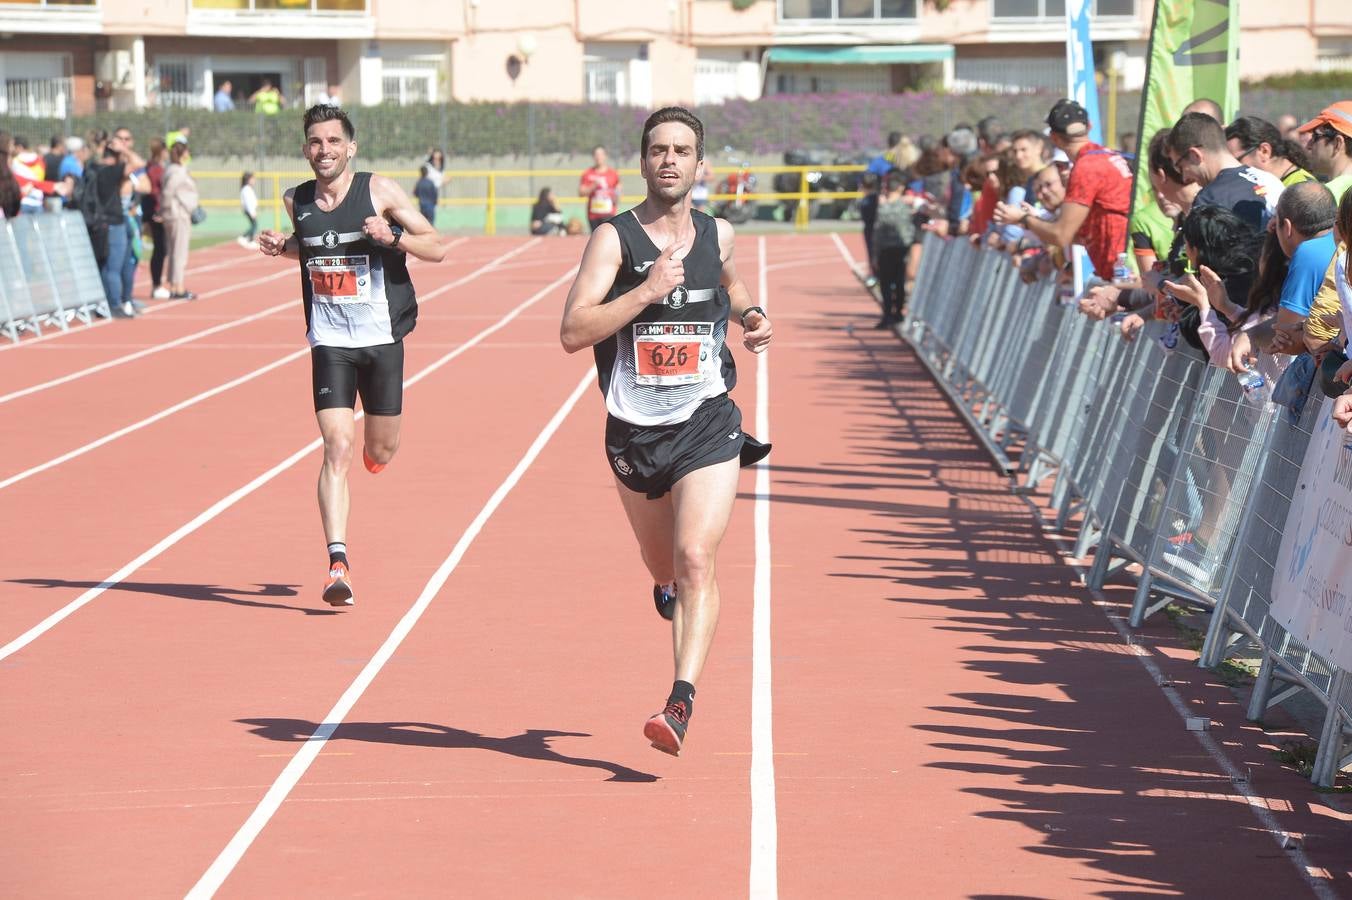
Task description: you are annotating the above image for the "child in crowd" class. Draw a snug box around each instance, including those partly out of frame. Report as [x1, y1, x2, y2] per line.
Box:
[238, 171, 258, 249]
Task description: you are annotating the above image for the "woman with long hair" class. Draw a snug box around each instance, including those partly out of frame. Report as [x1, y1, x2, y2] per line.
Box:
[142, 138, 169, 298]
[160, 141, 199, 300]
[1166, 205, 1268, 371]
[0, 133, 22, 219]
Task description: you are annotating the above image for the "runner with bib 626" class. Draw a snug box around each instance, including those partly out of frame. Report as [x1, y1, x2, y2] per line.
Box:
[560, 106, 773, 756]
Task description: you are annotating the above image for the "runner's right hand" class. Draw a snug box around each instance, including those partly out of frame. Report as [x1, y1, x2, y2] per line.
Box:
[644, 241, 686, 303]
[257, 230, 287, 257]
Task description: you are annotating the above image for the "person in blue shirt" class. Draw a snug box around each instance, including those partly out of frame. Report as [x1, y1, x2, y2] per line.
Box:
[213, 80, 235, 112]
[1215, 182, 1338, 364]
[867, 132, 902, 178]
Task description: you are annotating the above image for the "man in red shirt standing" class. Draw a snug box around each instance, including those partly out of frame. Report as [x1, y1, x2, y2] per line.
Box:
[579, 144, 620, 232]
[994, 98, 1133, 280]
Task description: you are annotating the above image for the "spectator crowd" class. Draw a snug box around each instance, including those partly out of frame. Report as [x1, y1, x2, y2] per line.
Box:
[2, 123, 206, 319]
[864, 93, 1352, 577]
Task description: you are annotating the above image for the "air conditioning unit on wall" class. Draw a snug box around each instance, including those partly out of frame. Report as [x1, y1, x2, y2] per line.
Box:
[95, 50, 134, 88]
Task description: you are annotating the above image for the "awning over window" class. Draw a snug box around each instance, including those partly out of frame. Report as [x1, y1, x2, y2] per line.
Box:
[765, 45, 954, 66]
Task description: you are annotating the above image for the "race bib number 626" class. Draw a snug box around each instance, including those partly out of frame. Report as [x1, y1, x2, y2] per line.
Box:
[633, 322, 711, 386]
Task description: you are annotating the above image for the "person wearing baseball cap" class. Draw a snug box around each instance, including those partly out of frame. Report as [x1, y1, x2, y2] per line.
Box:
[1299, 101, 1352, 202]
[993, 98, 1132, 281]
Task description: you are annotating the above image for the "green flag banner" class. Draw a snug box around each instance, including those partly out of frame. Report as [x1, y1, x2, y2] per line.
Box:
[1128, 0, 1241, 255]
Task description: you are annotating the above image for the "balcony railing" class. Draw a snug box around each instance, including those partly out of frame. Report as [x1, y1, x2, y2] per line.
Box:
[1, 77, 75, 118]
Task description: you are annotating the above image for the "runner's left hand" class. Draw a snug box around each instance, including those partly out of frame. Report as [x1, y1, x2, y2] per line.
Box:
[742, 309, 772, 354]
[362, 215, 394, 246]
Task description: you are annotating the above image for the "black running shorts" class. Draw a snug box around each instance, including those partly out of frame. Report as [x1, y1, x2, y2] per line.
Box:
[605, 394, 771, 500]
[311, 341, 405, 415]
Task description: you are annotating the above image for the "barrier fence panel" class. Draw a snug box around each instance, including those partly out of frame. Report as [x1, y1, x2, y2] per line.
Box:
[0, 221, 42, 338]
[52, 211, 110, 321]
[8, 215, 68, 331]
[902, 235, 1352, 785]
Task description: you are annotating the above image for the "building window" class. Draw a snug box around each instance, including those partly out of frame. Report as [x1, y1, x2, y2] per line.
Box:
[584, 60, 626, 104]
[188, 0, 366, 11]
[779, 0, 916, 21]
[990, 0, 1134, 19]
[0, 52, 75, 118]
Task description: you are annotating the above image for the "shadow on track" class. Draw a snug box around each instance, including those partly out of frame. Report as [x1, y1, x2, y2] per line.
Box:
[238, 717, 659, 783]
[7, 578, 332, 615]
[757, 317, 1341, 896]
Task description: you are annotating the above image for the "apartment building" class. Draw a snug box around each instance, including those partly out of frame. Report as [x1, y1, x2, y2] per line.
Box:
[1, 0, 1349, 118]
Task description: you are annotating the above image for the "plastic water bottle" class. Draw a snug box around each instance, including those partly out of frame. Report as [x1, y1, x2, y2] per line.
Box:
[1236, 364, 1267, 400]
[1112, 252, 1132, 286]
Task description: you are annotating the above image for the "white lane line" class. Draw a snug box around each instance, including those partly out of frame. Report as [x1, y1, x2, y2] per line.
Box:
[750, 234, 778, 899]
[0, 264, 577, 662]
[829, 231, 863, 276]
[0, 243, 545, 492]
[0, 239, 486, 402]
[185, 367, 596, 899]
[0, 294, 296, 405]
[0, 268, 294, 356]
[0, 237, 475, 355]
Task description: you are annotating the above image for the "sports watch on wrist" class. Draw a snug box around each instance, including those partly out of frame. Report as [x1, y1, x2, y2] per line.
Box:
[388, 224, 404, 250]
[740, 305, 766, 323]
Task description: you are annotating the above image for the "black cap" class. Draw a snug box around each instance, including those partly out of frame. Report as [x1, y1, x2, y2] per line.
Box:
[1046, 98, 1090, 135]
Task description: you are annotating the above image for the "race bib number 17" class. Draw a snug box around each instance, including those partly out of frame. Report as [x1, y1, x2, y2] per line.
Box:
[307, 255, 372, 305]
[633, 322, 711, 386]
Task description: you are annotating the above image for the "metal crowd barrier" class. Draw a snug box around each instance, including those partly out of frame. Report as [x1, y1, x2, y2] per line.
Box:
[0, 210, 108, 341]
[901, 233, 1352, 786]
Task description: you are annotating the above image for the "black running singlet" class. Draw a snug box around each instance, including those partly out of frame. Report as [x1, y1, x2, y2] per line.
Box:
[294, 171, 417, 348]
[594, 209, 736, 426]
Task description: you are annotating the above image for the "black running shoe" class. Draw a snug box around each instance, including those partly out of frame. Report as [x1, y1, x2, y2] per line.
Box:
[643, 699, 689, 756]
[652, 583, 677, 621]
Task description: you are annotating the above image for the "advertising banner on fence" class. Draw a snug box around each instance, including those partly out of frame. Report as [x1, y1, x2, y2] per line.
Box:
[1127, 0, 1241, 258]
[1271, 398, 1352, 672]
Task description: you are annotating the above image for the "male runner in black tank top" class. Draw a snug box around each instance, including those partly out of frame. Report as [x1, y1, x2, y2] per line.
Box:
[560, 107, 773, 756]
[257, 105, 445, 608]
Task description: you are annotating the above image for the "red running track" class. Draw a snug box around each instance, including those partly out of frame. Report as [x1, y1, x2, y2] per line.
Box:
[0, 234, 1348, 897]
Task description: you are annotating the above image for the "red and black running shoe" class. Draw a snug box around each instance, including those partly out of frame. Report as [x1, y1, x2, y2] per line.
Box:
[643, 699, 689, 756]
[322, 561, 355, 607]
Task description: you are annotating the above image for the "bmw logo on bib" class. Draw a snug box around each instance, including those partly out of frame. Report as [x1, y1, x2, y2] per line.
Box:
[667, 285, 688, 309]
[322, 230, 339, 249]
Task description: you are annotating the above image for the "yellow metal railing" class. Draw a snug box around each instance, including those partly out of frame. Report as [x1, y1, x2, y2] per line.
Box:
[190, 165, 868, 234]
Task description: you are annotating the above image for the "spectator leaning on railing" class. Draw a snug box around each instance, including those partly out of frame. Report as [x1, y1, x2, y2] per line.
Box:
[992, 98, 1132, 282]
[1176, 184, 1337, 374]
[1014, 163, 1069, 285]
[1113, 130, 1205, 341]
[1166, 112, 1283, 233]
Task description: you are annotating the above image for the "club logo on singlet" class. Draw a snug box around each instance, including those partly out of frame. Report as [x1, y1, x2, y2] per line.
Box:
[667, 285, 688, 309]
[322, 230, 340, 250]
[613, 456, 633, 476]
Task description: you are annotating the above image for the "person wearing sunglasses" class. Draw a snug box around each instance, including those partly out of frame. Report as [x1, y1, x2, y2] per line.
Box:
[1225, 116, 1316, 188]
[1298, 101, 1352, 203]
